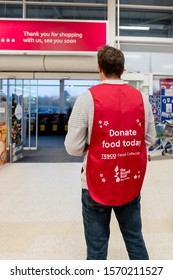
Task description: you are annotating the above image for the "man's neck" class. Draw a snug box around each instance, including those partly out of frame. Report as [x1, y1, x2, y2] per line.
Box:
[99, 71, 120, 81]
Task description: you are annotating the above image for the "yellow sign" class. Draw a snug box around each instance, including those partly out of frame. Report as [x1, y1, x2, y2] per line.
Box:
[40, 124, 45, 131]
[52, 124, 58, 131]
[65, 124, 68, 131]
[0, 122, 6, 165]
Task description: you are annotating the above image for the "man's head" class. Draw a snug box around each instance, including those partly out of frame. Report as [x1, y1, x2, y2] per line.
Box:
[97, 45, 125, 79]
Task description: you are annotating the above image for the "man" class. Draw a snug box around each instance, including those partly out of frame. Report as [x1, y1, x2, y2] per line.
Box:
[64, 45, 156, 260]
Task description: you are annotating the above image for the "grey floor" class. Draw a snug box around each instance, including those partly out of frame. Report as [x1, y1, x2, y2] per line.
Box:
[0, 138, 173, 260]
[17, 136, 83, 163]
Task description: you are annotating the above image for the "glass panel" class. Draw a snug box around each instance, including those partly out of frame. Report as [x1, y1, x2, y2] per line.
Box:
[0, 4, 22, 18]
[64, 79, 99, 109]
[38, 80, 59, 86]
[6, 80, 12, 149]
[38, 85, 60, 114]
[22, 82, 30, 148]
[37, 81, 60, 136]
[120, 6, 173, 38]
[5, 79, 23, 161]
[25, 0, 106, 3]
[1, 79, 7, 99]
[26, 5, 107, 20]
[30, 85, 38, 148]
[120, 0, 173, 5]
[22, 80, 38, 149]
[127, 81, 140, 90]
[63, 79, 98, 135]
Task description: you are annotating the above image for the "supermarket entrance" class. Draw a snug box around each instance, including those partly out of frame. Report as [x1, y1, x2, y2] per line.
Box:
[1, 77, 99, 156]
[0, 73, 149, 162]
[22, 78, 99, 149]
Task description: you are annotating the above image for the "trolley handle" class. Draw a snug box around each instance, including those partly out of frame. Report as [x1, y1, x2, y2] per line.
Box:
[164, 120, 173, 127]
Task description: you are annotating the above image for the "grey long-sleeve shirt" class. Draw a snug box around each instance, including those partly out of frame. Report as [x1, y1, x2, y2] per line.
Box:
[64, 80, 156, 189]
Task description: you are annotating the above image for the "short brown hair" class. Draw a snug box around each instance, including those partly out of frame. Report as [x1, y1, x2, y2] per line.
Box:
[97, 45, 125, 78]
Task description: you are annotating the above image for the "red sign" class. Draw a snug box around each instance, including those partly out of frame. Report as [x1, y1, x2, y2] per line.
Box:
[0, 19, 107, 53]
[160, 79, 173, 96]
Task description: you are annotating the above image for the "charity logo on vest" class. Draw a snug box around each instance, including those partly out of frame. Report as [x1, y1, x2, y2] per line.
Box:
[114, 165, 141, 183]
[99, 165, 141, 184]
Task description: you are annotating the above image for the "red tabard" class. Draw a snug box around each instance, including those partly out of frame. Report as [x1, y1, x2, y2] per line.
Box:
[86, 83, 147, 206]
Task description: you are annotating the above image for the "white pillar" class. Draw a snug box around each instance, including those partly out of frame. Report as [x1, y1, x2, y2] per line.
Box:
[107, 0, 116, 47]
[23, 0, 26, 19]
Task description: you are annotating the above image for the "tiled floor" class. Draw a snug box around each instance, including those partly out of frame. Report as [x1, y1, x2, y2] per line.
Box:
[0, 154, 173, 260]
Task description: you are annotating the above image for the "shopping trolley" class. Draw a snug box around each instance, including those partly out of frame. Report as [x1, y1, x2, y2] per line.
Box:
[148, 121, 173, 161]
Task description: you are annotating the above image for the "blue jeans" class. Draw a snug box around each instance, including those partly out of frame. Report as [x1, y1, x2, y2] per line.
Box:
[82, 189, 149, 260]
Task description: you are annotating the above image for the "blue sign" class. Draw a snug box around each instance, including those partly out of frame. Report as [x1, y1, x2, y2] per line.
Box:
[149, 95, 161, 122]
[161, 96, 173, 122]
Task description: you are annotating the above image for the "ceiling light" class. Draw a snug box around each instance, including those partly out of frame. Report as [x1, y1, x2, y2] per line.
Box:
[120, 26, 150, 31]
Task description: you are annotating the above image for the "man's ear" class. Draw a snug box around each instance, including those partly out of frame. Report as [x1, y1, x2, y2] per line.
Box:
[98, 65, 102, 73]
[120, 67, 126, 76]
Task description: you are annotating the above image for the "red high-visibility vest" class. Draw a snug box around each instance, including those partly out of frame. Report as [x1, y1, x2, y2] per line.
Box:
[86, 83, 147, 206]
